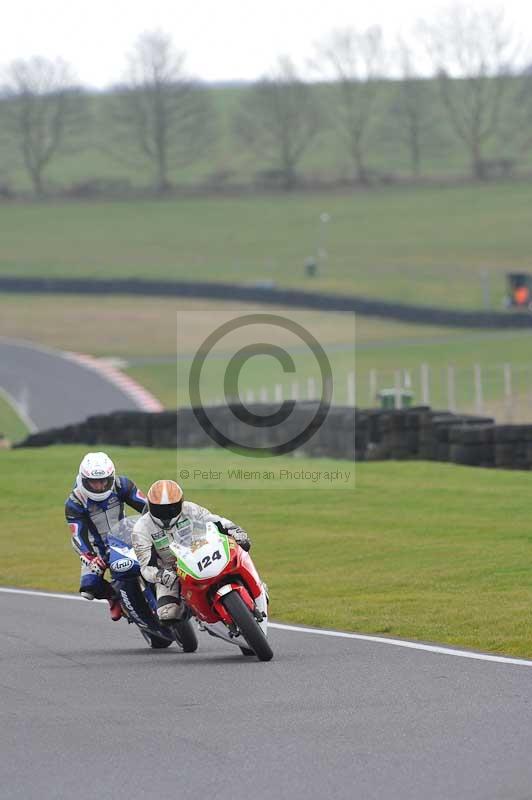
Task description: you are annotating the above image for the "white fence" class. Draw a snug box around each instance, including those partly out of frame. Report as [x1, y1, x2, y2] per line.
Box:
[362, 362, 532, 422]
[208, 362, 532, 423]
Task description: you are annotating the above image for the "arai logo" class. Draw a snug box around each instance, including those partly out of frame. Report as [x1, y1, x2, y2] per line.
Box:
[113, 558, 134, 572]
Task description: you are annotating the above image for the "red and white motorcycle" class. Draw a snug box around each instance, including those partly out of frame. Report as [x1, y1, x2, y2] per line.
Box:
[168, 520, 273, 661]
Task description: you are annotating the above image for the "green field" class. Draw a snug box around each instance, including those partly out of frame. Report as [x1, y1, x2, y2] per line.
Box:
[0, 294, 474, 357]
[2, 444, 532, 658]
[2, 293, 532, 421]
[2, 180, 532, 308]
[0, 392, 28, 443]
[3, 161, 532, 427]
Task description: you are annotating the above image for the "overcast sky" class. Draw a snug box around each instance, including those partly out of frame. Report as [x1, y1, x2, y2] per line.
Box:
[2, 0, 528, 87]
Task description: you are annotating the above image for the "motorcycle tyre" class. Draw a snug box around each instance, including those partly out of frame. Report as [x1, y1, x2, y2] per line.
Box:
[221, 590, 273, 662]
[169, 619, 198, 653]
[140, 629, 173, 649]
[149, 635, 173, 649]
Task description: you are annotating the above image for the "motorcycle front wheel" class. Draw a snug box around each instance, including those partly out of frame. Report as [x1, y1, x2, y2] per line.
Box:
[221, 590, 273, 662]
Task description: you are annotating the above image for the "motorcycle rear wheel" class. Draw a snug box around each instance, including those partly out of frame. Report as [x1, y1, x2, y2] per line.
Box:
[140, 629, 172, 649]
[149, 635, 173, 649]
[221, 591, 273, 662]
[169, 619, 198, 653]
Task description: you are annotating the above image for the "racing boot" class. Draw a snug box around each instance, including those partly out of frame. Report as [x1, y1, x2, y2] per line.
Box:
[103, 583, 123, 621]
[108, 596, 123, 621]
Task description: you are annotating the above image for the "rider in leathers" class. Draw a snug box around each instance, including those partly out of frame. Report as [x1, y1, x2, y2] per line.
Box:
[65, 452, 146, 620]
[132, 479, 250, 622]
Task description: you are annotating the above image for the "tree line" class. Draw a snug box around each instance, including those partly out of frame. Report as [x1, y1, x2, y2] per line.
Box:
[1, 5, 531, 196]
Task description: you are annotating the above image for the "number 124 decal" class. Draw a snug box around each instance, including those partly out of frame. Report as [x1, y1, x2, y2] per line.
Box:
[197, 550, 222, 572]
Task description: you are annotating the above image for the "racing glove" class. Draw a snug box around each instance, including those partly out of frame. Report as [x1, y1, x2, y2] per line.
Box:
[156, 568, 178, 589]
[80, 553, 108, 576]
[226, 526, 251, 552]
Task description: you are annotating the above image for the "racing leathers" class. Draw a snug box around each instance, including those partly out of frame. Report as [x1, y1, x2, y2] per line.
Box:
[131, 501, 246, 622]
[65, 475, 146, 602]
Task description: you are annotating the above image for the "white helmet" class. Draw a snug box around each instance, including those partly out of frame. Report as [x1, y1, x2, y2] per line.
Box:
[77, 452, 116, 501]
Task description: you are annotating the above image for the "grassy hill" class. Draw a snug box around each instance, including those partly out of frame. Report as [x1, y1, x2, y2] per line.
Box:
[2, 180, 531, 308]
[2, 444, 532, 658]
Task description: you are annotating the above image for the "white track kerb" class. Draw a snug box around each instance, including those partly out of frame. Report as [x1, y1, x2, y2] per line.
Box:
[2, 586, 532, 668]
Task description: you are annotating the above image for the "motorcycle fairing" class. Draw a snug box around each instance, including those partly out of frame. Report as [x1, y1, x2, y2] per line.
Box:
[179, 543, 265, 625]
[108, 534, 141, 580]
[212, 582, 255, 624]
[108, 530, 173, 641]
[175, 530, 231, 580]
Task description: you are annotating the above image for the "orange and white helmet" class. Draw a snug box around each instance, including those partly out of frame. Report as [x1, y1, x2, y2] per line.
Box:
[147, 480, 183, 529]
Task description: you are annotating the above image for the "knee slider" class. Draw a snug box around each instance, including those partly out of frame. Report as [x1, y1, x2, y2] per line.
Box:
[80, 573, 107, 599]
[157, 596, 183, 622]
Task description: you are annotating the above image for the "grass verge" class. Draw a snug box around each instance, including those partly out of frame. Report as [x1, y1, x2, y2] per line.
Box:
[1, 445, 532, 658]
[2, 181, 532, 308]
[0, 392, 29, 443]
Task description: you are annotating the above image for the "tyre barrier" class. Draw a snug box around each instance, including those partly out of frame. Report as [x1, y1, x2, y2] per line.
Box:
[1, 275, 532, 329]
[15, 403, 532, 470]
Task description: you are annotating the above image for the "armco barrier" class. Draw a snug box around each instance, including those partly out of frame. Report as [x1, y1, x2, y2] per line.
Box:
[15, 403, 532, 470]
[1, 275, 532, 329]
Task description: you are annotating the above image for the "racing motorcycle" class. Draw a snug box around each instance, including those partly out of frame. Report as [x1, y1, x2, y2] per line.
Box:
[167, 518, 273, 662]
[107, 516, 198, 652]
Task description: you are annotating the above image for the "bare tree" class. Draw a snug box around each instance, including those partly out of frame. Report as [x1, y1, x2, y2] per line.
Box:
[234, 57, 322, 190]
[314, 27, 385, 184]
[107, 31, 214, 193]
[390, 39, 434, 177]
[393, 40, 426, 177]
[2, 57, 86, 196]
[420, 5, 519, 179]
[510, 64, 532, 159]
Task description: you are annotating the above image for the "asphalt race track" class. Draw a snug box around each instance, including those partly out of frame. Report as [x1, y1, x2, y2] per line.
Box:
[2, 590, 532, 800]
[0, 339, 141, 431]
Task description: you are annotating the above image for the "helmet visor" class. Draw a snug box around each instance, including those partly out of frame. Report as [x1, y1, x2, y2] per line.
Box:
[149, 500, 183, 522]
[82, 476, 114, 494]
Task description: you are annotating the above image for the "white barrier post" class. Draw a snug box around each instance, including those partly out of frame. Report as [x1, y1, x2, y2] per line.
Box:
[274, 384, 283, 403]
[447, 366, 456, 412]
[420, 363, 430, 406]
[245, 389, 255, 404]
[259, 387, 268, 403]
[474, 364, 483, 415]
[307, 377, 316, 400]
[347, 372, 356, 407]
[394, 370, 402, 409]
[369, 369, 377, 406]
